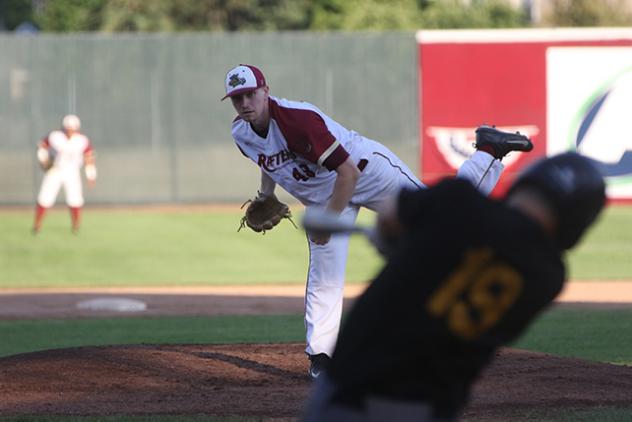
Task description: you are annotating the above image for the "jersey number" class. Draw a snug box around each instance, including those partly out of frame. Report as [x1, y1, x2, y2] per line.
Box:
[426, 248, 523, 340]
[292, 164, 316, 182]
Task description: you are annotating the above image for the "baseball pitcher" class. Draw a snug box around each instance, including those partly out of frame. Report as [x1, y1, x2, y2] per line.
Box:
[222, 64, 532, 379]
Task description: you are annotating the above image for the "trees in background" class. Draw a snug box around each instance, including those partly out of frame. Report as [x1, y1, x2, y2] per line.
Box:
[0, 0, 34, 29]
[2, 0, 631, 32]
[33, 0, 105, 31]
[543, 0, 632, 27]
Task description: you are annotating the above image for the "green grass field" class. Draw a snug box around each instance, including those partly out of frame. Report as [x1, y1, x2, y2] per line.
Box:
[0, 206, 383, 287]
[1, 205, 631, 287]
[0, 314, 305, 358]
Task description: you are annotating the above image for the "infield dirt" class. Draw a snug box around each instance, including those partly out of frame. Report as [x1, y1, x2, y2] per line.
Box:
[1, 344, 632, 420]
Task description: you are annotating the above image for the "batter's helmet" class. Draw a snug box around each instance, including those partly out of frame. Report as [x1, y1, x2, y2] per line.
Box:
[508, 152, 606, 250]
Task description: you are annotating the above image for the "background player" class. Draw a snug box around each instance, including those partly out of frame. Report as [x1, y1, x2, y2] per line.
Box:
[222, 64, 532, 379]
[301, 152, 607, 421]
[33, 114, 97, 234]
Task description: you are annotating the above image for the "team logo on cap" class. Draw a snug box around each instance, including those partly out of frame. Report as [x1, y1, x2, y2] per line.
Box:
[228, 73, 247, 88]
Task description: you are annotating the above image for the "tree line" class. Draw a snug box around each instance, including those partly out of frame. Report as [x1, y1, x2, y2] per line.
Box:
[1, 0, 631, 32]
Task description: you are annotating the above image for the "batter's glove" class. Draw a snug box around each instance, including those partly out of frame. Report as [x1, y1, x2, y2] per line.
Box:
[238, 193, 297, 233]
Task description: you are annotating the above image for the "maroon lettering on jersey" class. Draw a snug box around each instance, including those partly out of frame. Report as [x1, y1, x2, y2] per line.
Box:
[281, 150, 291, 162]
[256, 149, 297, 172]
[269, 99, 349, 171]
[257, 154, 271, 171]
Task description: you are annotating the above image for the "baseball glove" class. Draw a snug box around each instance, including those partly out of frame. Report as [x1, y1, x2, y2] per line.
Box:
[238, 193, 296, 233]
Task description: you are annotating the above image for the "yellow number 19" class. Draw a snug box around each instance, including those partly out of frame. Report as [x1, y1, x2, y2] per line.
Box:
[426, 248, 523, 340]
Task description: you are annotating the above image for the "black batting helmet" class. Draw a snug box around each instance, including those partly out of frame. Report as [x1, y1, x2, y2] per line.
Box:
[508, 152, 607, 250]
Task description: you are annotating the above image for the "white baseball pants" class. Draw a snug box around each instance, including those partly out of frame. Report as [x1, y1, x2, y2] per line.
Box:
[37, 167, 85, 208]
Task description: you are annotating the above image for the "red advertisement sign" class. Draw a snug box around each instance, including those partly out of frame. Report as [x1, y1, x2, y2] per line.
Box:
[417, 29, 632, 195]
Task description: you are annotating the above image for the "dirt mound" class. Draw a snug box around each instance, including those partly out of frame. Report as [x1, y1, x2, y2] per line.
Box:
[466, 348, 632, 420]
[1, 344, 631, 420]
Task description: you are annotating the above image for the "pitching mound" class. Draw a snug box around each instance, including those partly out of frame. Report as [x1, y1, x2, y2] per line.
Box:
[1, 344, 632, 420]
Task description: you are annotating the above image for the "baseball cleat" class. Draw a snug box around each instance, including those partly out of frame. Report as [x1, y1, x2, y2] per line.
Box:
[308, 353, 331, 380]
[474, 125, 533, 159]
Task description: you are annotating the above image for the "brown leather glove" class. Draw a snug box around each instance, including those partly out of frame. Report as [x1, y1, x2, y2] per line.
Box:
[238, 194, 296, 233]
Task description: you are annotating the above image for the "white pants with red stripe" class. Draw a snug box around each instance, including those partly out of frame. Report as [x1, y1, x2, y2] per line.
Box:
[304, 149, 503, 357]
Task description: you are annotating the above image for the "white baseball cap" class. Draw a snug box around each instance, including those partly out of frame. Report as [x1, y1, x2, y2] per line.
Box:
[221, 64, 267, 101]
[62, 114, 81, 131]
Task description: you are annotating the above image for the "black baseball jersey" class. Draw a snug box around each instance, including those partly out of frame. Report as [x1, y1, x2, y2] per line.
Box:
[328, 178, 565, 419]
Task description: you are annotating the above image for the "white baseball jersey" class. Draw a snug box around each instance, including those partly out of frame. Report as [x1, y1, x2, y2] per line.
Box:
[37, 130, 93, 208]
[44, 130, 92, 171]
[232, 96, 420, 208]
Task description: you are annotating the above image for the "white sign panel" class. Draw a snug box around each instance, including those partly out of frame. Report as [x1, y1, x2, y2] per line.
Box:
[547, 47, 632, 198]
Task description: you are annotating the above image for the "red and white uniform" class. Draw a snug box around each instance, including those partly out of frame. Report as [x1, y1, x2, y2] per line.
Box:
[233, 96, 504, 356]
[37, 130, 93, 208]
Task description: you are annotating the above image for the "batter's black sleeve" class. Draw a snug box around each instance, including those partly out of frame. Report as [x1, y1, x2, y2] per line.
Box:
[397, 179, 477, 227]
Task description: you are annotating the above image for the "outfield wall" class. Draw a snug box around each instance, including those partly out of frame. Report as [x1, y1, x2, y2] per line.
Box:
[0, 32, 418, 205]
[3, 29, 631, 206]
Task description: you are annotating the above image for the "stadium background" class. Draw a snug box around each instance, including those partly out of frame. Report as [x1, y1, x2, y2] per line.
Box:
[0, 32, 418, 205]
[2, 3, 632, 419]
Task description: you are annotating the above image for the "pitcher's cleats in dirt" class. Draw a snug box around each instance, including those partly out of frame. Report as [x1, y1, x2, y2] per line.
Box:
[474, 125, 533, 160]
[308, 353, 331, 380]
